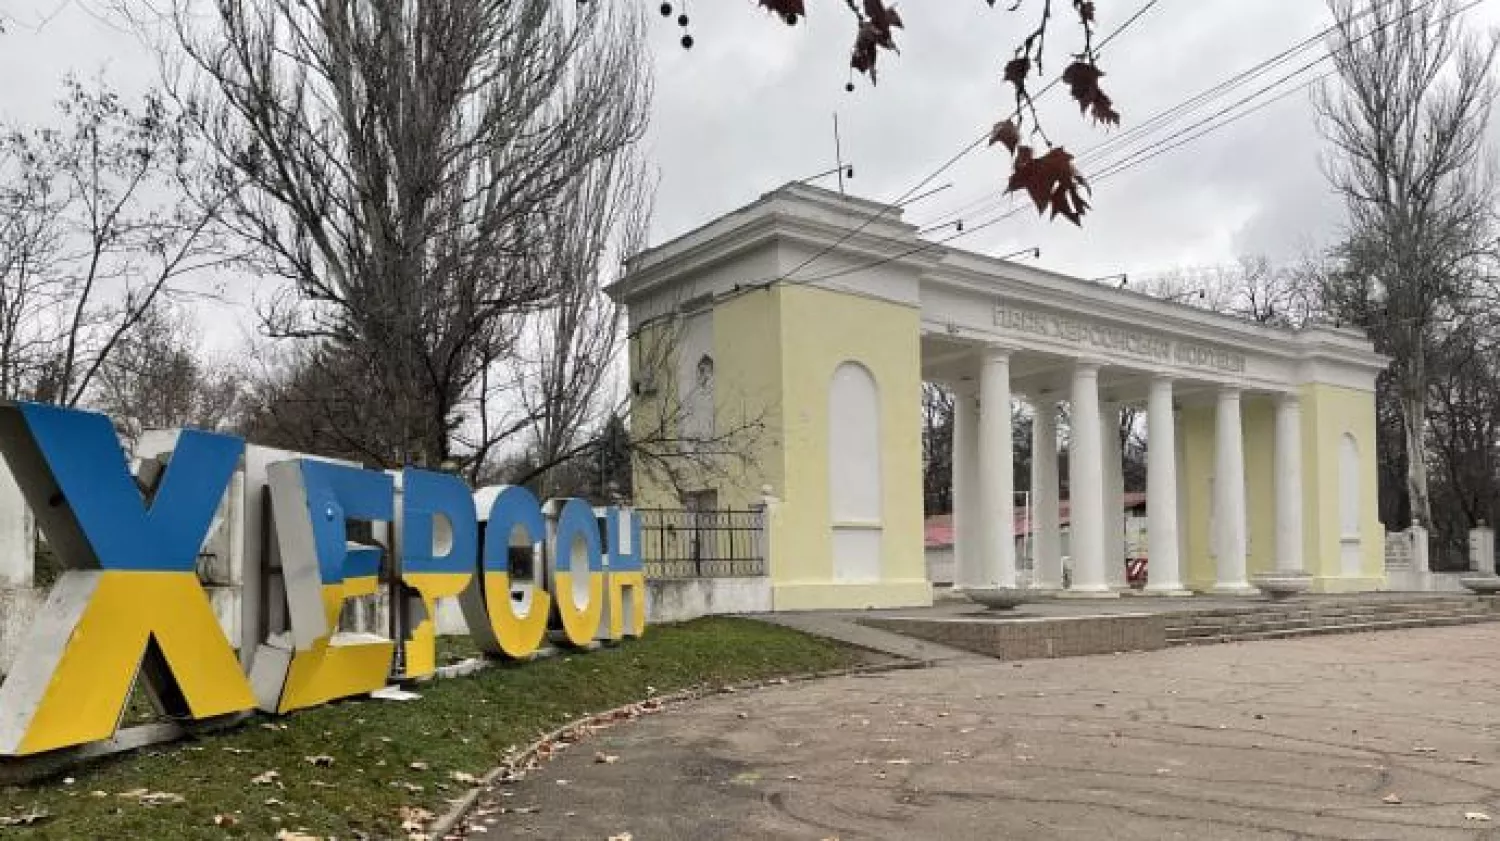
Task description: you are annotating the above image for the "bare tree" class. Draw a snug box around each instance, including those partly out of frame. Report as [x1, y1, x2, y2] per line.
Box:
[497, 150, 650, 496]
[90, 304, 246, 445]
[0, 78, 225, 406]
[168, 0, 651, 469]
[1315, 0, 1498, 528]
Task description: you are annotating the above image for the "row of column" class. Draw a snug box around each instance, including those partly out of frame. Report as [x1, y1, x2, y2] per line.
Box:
[951, 350, 1305, 595]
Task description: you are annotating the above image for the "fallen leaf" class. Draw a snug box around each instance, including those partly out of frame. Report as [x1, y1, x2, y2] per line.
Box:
[608, 834, 633, 841]
[1466, 811, 1492, 821]
[304, 755, 335, 767]
[274, 831, 321, 841]
[117, 790, 185, 806]
[251, 770, 280, 785]
[886, 758, 911, 766]
[1413, 745, 1438, 753]
[212, 813, 240, 827]
[450, 771, 481, 784]
[408, 761, 430, 771]
[594, 752, 620, 765]
[1383, 794, 1402, 804]
[1457, 756, 1484, 765]
[0, 810, 50, 827]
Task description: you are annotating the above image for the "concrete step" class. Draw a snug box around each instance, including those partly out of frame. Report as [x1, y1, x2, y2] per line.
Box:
[1165, 610, 1500, 645]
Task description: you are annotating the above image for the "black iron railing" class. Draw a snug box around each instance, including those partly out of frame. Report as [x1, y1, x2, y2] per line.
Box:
[637, 508, 766, 579]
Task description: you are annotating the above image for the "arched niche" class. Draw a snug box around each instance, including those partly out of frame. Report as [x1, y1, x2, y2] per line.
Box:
[828, 361, 882, 581]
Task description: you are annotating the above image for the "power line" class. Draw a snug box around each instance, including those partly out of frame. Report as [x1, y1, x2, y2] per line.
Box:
[779, 0, 1162, 283]
[912, 0, 1425, 235]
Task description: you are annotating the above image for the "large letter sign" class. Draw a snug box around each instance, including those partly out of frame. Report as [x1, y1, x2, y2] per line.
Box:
[0, 403, 647, 758]
[397, 468, 478, 679]
[0, 404, 253, 755]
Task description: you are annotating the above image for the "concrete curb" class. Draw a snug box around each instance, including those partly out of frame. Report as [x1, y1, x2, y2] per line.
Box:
[427, 659, 927, 839]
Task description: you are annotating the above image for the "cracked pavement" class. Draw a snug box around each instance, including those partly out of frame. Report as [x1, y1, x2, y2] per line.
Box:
[462, 624, 1500, 840]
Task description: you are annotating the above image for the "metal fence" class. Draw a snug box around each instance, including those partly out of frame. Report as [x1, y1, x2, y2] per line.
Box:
[638, 508, 767, 579]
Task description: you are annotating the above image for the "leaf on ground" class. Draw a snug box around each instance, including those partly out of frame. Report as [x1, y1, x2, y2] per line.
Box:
[608, 834, 633, 841]
[0, 810, 50, 827]
[1466, 811, 1492, 821]
[117, 790, 185, 807]
[251, 770, 280, 785]
[398, 805, 435, 831]
[1382, 793, 1402, 804]
[274, 831, 321, 841]
[304, 755, 335, 767]
[886, 758, 911, 766]
[1457, 756, 1484, 765]
[594, 753, 620, 765]
[1412, 746, 1438, 753]
[450, 771, 481, 784]
[409, 761, 430, 771]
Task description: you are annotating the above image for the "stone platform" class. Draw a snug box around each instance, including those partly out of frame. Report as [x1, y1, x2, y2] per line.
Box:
[851, 591, 1500, 661]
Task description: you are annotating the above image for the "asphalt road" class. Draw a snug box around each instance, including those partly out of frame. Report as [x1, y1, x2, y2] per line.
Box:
[460, 624, 1500, 840]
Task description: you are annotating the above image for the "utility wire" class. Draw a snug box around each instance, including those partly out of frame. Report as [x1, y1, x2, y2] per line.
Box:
[787, 0, 1488, 292]
[778, 0, 1162, 283]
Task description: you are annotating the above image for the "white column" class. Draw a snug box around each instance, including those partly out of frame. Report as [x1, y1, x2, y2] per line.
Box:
[978, 348, 1016, 589]
[1144, 378, 1189, 594]
[952, 384, 981, 588]
[1102, 403, 1126, 590]
[1031, 395, 1062, 589]
[1274, 394, 1305, 575]
[1213, 387, 1254, 594]
[1065, 364, 1114, 596]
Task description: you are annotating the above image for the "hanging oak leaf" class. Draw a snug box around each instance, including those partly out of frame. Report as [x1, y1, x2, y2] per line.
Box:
[1006, 146, 1091, 226]
[1061, 61, 1119, 126]
[863, 0, 904, 38]
[1003, 57, 1030, 88]
[757, 0, 806, 22]
[988, 118, 1020, 153]
[851, 22, 881, 82]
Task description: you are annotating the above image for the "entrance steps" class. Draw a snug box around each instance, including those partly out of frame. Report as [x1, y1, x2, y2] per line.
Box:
[1163, 596, 1500, 646]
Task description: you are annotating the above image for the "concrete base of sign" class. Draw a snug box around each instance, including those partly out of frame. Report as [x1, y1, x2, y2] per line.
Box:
[646, 577, 773, 624]
[962, 587, 1029, 611]
[1461, 575, 1500, 596]
[1251, 572, 1312, 601]
[0, 587, 44, 675]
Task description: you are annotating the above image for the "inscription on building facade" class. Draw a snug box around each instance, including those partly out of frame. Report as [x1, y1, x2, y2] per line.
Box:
[993, 303, 1247, 374]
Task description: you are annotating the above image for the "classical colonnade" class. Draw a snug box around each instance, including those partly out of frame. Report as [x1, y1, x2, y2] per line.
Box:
[948, 349, 1307, 596]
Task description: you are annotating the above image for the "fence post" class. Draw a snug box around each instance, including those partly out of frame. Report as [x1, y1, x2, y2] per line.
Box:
[757, 485, 780, 578]
[1470, 521, 1495, 575]
[1409, 521, 1430, 577]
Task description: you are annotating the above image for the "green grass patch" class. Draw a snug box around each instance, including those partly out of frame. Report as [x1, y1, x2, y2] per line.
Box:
[0, 617, 868, 839]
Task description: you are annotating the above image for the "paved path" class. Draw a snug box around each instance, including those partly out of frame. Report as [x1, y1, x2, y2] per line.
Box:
[462, 625, 1500, 840]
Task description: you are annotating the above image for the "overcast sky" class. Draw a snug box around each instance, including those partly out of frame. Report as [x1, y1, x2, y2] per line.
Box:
[4, 1, 1500, 339]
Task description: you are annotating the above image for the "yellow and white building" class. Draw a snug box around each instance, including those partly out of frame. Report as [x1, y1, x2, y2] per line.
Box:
[609, 184, 1389, 610]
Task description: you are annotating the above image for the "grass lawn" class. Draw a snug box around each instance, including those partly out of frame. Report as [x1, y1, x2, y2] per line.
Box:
[0, 617, 871, 839]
